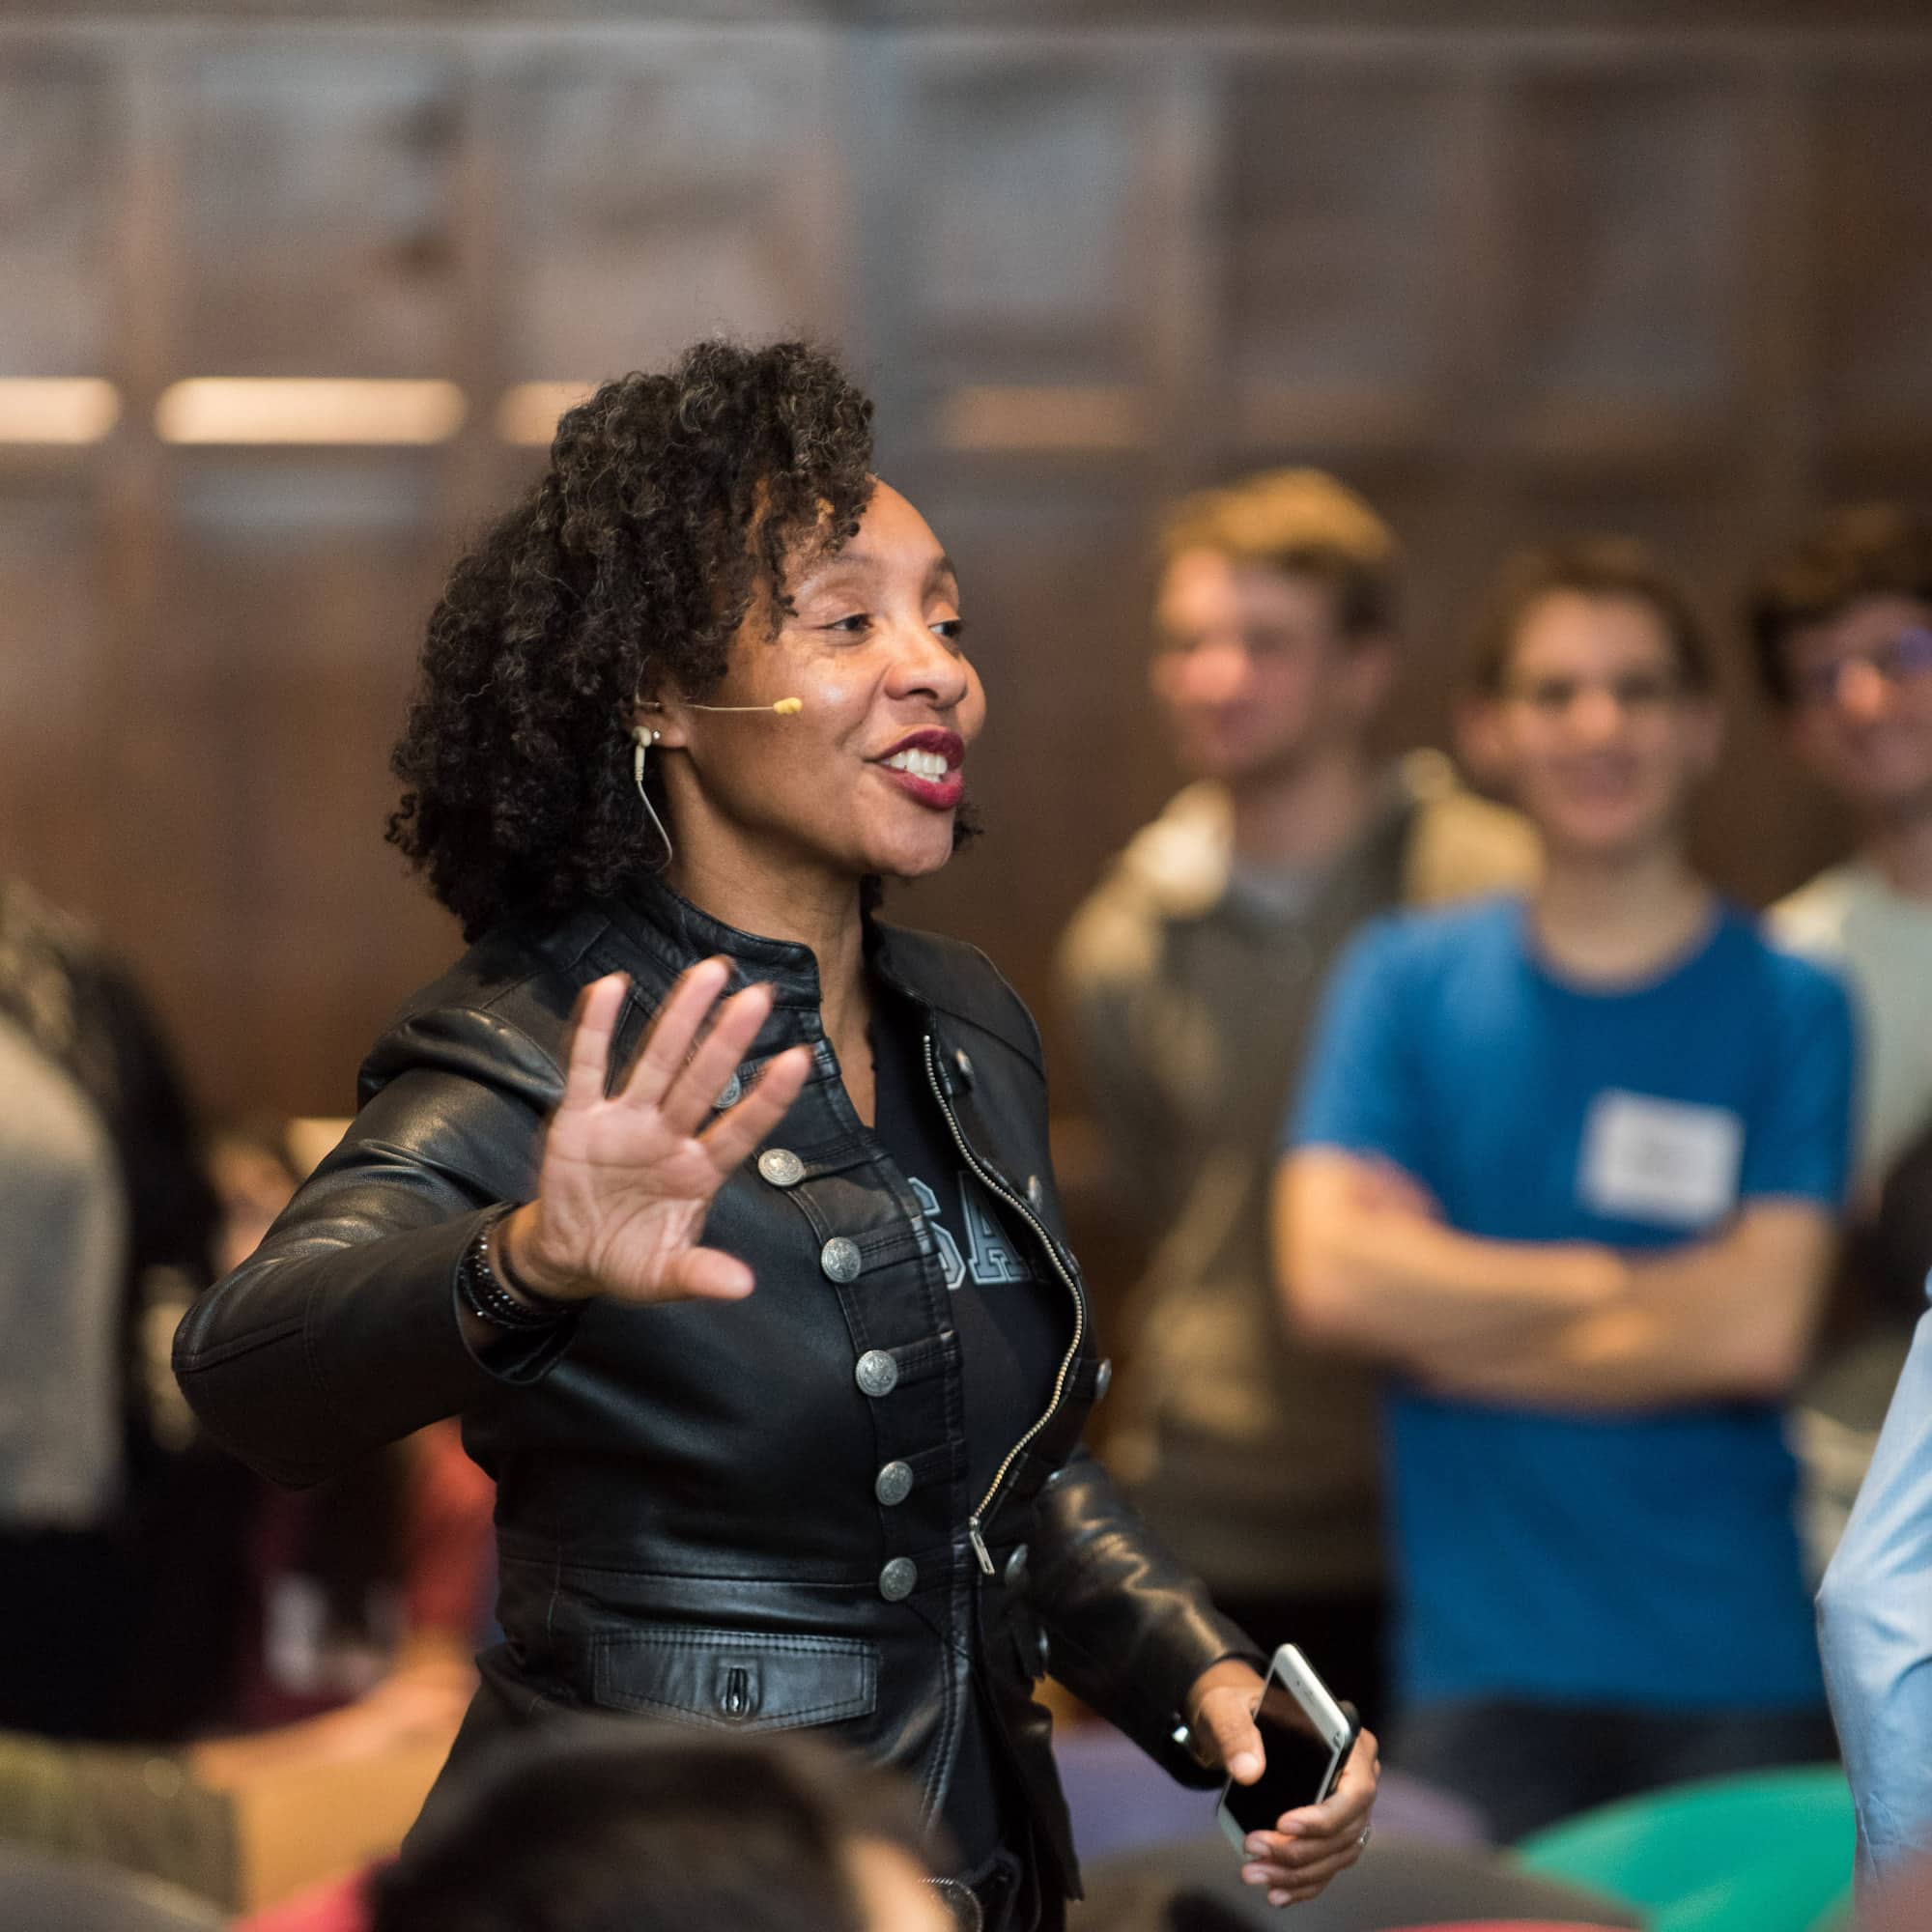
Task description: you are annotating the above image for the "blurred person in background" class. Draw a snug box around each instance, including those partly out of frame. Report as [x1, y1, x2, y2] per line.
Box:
[1749, 507, 1932, 1567]
[1057, 470, 1535, 1719]
[0, 877, 255, 1743]
[175, 342, 1379, 1930]
[0, 1014, 126, 1571]
[1754, 505, 1932, 1213]
[365, 1728, 951, 1932]
[1276, 540, 1852, 1837]
[1816, 1264, 1932, 1897]
[1757, 502, 1932, 1899]
[202, 1123, 495, 1742]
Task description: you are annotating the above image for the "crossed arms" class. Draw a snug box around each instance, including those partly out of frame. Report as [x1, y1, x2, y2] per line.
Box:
[1273, 1148, 1835, 1408]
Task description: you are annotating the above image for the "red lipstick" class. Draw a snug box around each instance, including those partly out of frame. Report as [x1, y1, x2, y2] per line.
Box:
[871, 728, 966, 810]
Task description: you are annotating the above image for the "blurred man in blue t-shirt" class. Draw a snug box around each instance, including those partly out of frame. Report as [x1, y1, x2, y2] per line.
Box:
[1275, 539, 1854, 1838]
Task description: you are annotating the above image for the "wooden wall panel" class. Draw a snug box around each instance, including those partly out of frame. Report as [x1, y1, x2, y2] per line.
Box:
[0, 486, 115, 915]
[130, 455, 457, 1117]
[1219, 61, 1470, 450]
[914, 60, 1145, 373]
[1501, 63, 1752, 456]
[490, 38, 839, 384]
[177, 48, 463, 376]
[0, 17, 1928, 1125]
[1812, 61, 1932, 453]
[875, 49, 1174, 464]
[0, 45, 114, 376]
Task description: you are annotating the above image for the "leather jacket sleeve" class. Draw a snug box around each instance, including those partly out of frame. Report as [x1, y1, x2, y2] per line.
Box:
[172, 1006, 576, 1489]
[1028, 1448, 1265, 1787]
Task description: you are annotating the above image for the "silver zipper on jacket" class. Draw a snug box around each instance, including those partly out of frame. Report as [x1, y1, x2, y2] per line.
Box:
[923, 1033, 1087, 1577]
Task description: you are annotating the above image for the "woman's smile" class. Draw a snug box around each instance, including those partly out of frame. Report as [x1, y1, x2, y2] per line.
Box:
[870, 726, 965, 810]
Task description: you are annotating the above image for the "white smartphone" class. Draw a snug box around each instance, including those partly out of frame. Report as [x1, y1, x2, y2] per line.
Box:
[1216, 1643, 1360, 1854]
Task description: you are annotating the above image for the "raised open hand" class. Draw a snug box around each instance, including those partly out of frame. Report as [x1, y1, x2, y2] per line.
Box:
[498, 958, 812, 1307]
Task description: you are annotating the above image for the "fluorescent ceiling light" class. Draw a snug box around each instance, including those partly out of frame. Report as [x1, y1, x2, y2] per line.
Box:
[156, 379, 468, 445]
[496, 382, 597, 446]
[0, 379, 121, 444]
[939, 385, 1145, 453]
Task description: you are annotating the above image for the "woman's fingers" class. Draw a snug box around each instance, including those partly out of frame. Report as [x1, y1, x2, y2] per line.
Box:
[1242, 1834, 1365, 1910]
[1189, 1682, 1264, 1784]
[615, 957, 733, 1110]
[654, 982, 776, 1139]
[1242, 1837, 1360, 1883]
[1279, 1727, 1378, 1838]
[657, 1245, 757, 1303]
[559, 974, 632, 1112]
[701, 1045, 814, 1174]
[1240, 1726, 1378, 1907]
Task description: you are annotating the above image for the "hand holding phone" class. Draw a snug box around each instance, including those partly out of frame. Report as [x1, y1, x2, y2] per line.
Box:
[1216, 1643, 1361, 1853]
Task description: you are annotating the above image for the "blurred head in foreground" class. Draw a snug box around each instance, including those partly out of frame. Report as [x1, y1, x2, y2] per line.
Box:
[1150, 468, 1401, 786]
[370, 1725, 952, 1932]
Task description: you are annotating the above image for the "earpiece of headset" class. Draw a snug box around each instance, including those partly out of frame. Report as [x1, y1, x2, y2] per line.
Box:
[639, 697, 805, 717]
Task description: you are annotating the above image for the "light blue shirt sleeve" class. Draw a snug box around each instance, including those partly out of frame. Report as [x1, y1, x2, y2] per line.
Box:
[1819, 1285, 1932, 1892]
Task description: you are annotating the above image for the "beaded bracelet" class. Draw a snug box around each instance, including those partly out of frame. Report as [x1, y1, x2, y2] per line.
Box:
[460, 1208, 576, 1331]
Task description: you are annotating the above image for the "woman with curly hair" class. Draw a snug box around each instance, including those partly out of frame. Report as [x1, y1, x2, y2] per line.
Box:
[175, 340, 1378, 1930]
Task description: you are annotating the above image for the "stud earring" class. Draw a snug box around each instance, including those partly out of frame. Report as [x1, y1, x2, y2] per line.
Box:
[629, 724, 672, 865]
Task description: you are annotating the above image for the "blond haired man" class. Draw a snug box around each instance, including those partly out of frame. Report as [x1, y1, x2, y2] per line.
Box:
[1059, 471, 1534, 1717]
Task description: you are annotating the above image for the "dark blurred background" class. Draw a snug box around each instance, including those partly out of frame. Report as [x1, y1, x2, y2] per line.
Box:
[3, 0, 1930, 1127]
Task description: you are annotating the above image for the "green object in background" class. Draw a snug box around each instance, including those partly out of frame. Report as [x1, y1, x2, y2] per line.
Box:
[1514, 1763, 1854, 1932]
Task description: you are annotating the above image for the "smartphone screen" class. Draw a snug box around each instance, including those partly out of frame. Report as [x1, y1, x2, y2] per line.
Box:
[1220, 1675, 1350, 1837]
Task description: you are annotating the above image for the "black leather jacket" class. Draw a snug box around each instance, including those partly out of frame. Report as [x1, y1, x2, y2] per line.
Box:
[173, 882, 1255, 1909]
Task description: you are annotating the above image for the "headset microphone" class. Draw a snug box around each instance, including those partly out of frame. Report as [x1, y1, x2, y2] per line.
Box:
[679, 697, 804, 716]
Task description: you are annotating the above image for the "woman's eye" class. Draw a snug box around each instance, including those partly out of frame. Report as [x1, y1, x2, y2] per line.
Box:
[933, 618, 969, 646]
[825, 613, 872, 636]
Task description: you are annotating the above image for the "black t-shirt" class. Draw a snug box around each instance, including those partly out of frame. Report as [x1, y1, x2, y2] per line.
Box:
[869, 1017, 1068, 1510]
[869, 1010, 1070, 1875]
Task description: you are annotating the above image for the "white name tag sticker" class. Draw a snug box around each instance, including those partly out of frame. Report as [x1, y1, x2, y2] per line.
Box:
[1577, 1089, 1745, 1229]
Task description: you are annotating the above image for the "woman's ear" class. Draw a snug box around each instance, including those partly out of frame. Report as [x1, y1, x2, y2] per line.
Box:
[631, 694, 689, 751]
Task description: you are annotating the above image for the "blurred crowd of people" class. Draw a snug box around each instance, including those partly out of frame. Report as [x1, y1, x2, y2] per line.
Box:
[1061, 479, 1932, 1876]
[4, 446, 1931, 1925]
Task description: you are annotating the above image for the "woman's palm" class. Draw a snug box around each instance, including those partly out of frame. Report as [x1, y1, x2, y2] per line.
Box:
[522, 961, 811, 1306]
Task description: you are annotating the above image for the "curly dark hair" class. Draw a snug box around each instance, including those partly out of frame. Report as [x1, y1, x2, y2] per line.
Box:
[388, 340, 875, 939]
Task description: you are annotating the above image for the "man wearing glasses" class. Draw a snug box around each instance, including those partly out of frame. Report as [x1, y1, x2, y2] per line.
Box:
[1757, 506, 1932, 1203]
[1275, 539, 1853, 1837]
[1751, 506, 1932, 1895]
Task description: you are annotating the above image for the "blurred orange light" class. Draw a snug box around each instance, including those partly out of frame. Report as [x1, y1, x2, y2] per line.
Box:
[155, 379, 467, 445]
[495, 382, 597, 446]
[0, 378, 122, 444]
[939, 384, 1145, 453]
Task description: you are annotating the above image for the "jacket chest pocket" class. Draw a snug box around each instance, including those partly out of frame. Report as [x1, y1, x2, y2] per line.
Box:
[590, 1624, 878, 1734]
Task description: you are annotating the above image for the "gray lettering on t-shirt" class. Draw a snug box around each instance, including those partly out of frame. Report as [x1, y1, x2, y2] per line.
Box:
[908, 1172, 1027, 1289]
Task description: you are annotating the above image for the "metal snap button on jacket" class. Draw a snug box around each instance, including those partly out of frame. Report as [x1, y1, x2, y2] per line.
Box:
[1094, 1357, 1113, 1401]
[854, 1350, 898, 1398]
[1026, 1173, 1044, 1210]
[820, 1236, 862, 1283]
[874, 1460, 914, 1507]
[879, 1557, 918, 1602]
[713, 1071, 743, 1109]
[757, 1147, 805, 1188]
[953, 1048, 973, 1082]
[1005, 1543, 1030, 1590]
